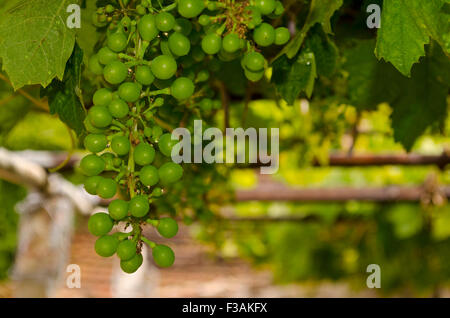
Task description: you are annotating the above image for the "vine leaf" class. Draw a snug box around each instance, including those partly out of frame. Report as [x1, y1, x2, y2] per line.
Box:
[272, 51, 317, 105]
[375, 0, 449, 77]
[0, 0, 78, 90]
[41, 42, 85, 135]
[274, 0, 343, 61]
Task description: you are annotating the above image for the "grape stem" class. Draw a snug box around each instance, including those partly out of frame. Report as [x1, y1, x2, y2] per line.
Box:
[141, 236, 156, 248]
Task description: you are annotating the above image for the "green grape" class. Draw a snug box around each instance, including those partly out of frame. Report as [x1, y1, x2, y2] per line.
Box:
[168, 32, 191, 56]
[173, 18, 192, 36]
[152, 244, 175, 267]
[196, 69, 209, 82]
[108, 99, 129, 119]
[138, 15, 159, 41]
[198, 14, 211, 26]
[199, 98, 213, 111]
[88, 212, 113, 236]
[129, 195, 150, 217]
[254, 0, 276, 15]
[151, 55, 177, 80]
[105, 4, 115, 13]
[140, 165, 159, 186]
[244, 51, 265, 72]
[222, 33, 240, 53]
[274, 27, 290, 45]
[84, 134, 108, 153]
[158, 133, 177, 157]
[89, 106, 113, 128]
[152, 126, 163, 140]
[155, 12, 175, 32]
[273, 1, 284, 16]
[108, 32, 128, 52]
[111, 135, 131, 156]
[151, 187, 163, 197]
[120, 253, 143, 273]
[247, 6, 262, 29]
[103, 61, 128, 85]
[191, 46, 205, 62]
[88, 54, 104, 75]
[84, 175, 103, 195]
[96, 178, 117, 199]
[95, 235, 119, 257]
[157, 218, 178, 238]
[201, 33, 222, 55]
[97, 47, 118, 65]
[178, 0, 205, 18]
[134, 143, 156, 166]
[144, 127, 152, 138]
[113, 157, 122, 167]
[136, 4, 146, 15]
[135, 65, 155, 86]
[253, 23, 275, 47]
[117, 240, 137, 261]
[84, 117, 106, 134]
[207, 2, 217, 10]
[159, 162, 183, 184]
[118, 82, 141, 102]
[80, 154, 105, 176]
[101, 152, 115, 170]
[109, 199, 129, 220]
[93, 88, 113, 106]
[170, 77, 194, 100]
[244, 68, 265, 82]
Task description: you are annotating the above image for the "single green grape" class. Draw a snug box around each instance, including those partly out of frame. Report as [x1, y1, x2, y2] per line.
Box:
[151, 55, 177, 80]
[244, 68, 265, 82]
[158, 133, 177, 157]
[196, 69, 209, 82]
[138, 14, 159, 41]
[135, 65, 155, 86]
[274, 27, 290, 45]
[93, 88, 113, 107]
[222, 33, 241, 53]
[96, 178, 117, 199]
[201, 33, 222, 55]
[170, 77, 194, 100]
[108, 99, 129, 119]
[178, 0, 205, 18]
[117, 240, 137, 261]
[88, 212, 113, 236]
[244, 51, 265, 72]
[89, 54, 104, 75]
[80, 154, 105, 176]
[155, 12, 175, 32]
[129, 195, 150, 217]
[199, 98, 213, 111]
[168, 32, 191, 56]
[134, 143, 156, 166]
[89, 106, 113, 128]
[108, 199, 129, 220]
[253, 23, 275, 47]
[84, 175, 103, 195]
[95, 235, 119, 257]
[103, 61, 128, 85]
[152, 126, 163, 140]
[159, 162, 183, 184]
[254, 0, 276, 15]
[111, 135, 131, 156]
[173, 18, 192, 36]
[120, 253, 143, 273]
[152, 244, 175, 267]
[118, 82, 141, 102]
[198, 14, 211, 26]
[140, 165, 159, 186]
[97, 47, 118, 65]
[157, 218, 178, 238]
[84, 134, 108, 153]
[107, 32, 128, 52]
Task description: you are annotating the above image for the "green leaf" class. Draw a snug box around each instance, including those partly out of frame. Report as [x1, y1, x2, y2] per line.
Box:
[275, 0, 343, 60]
[41, 42, 85, 135]
[375, 0, 449, 77]
[0, 0, 78, 89]
[390, 44, 449, 150]
[344, 40, 404, 110]
[304, 25, 339, 77]
[272, 51, 317, 105]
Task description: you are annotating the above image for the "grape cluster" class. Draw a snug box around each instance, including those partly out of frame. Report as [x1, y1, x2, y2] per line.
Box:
[84, 0, 288, 273]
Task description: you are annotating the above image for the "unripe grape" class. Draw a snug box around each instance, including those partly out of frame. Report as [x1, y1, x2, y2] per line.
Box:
[109, 199, 129, 220]
[201, 33, 222, 55]
[159, 162, 183, 184]
[95, 235, 119, 257]
[244, 51, 265, 72]
[135, 65, 155, 86]
[117, 240, 137, 261]
[173, 18, 192, 36]
[120, 253, 143, 273]
[84, 175, 103, 195]
[129, 195, 150, 217]
[84, 134, 108, 153]
[155, 12, 175, 32]
[222, 33, 240, 53]
[274, 27, 290, 45]
[108, 99, 129, 119]
[171, 77, 194, 100]
[97, 47, 118, 65]
[157, 218, 178, 238]
[88, 212, 113, 236]
[93, 88, 113, 106]
[89, 54, 104, 75]
[158, 133, 177, 157]
[151, 55, 177, 80]
[178, 0, 205, 18]
[138, 15, 159, 41]
[254, 0, 276, 15]
[80, 154, 105, 176]
[152, 244, 175, 267]
[89, 106, 113, 128]
[111, 135, 131, 156]
[103, 61, 128, 85]
[134, 143, 156, 166]
[253, 23, 275, 47]
[96, 178, 117, 199]
[107, 32, 128, 52]
[140, 165, 159, 186]
[118, 82, 141, 102]
[168, 32, 191, 56]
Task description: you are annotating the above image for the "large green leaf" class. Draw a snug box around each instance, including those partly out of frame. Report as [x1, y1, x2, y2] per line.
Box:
[41, 42, 85, 135]
[0, 0, 78, 89]
[375, 0, 449, 76]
